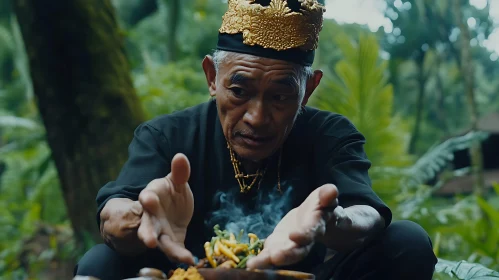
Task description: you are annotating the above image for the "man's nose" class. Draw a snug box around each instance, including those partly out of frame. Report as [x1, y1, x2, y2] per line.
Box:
[243, 100, 270, 128]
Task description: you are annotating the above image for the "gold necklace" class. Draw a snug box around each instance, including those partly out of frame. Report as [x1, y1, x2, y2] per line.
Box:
[227, 143, 283, 194]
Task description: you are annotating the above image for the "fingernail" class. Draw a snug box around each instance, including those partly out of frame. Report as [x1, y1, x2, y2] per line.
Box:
[193, 256, 199, 265]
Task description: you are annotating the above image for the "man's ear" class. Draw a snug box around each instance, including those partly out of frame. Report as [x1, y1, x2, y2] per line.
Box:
[202, 55, 217, 97]
[301, 70, 323, 106]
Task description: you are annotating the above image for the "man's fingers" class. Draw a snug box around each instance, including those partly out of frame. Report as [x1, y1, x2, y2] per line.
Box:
[274, 246, 310, 267]
[318, 184, 339, 209]
[139, 190, 162, 215]
[141, 153, 192, 198]
[131, 200, 144, 216]
[289, 230, 315, 246]
[137, 212, 160, 248]
[246, 249, 272, 269]
[246, 246, 310, 269]
[168, 153, 191, 189]
[158, 234, 195, 265]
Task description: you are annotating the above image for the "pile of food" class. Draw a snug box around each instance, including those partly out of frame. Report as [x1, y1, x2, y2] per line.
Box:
[165, 225, 265, 279]
[167, 267, 204, 280]
[195, 224, 265, 269]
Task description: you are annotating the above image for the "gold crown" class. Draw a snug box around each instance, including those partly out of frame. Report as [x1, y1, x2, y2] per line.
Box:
[219, 0, 326, 51]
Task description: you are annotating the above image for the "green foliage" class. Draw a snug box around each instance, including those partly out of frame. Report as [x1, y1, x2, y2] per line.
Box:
[313, 20, 374, 73]
[313, 33, 412, 167]
[435, 259, 499, 279]
[382, 133, 498, 271]
[311, 33, 413, 200]
[384, 0, 497, 155]
[0, 108, 75, 277]
[0, 15, 74, 278]
[375, 131, 489, 196]
[432, 190, 499, 269]
[116, 0, 224, 69]
[0, 130, 73, 278]
[133, 56, 210, 119]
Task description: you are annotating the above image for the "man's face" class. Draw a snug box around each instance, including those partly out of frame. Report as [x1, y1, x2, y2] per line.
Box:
[202, 52, 322, 162]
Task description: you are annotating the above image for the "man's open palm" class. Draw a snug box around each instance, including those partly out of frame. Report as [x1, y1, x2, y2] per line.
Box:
[137, 153, 195, 265]
[246, 184, 339, 269]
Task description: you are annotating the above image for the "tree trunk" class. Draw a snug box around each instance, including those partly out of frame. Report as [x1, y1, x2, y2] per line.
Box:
[165, 0, 181, 62]
[12, 0, 146, 248]
[453, 1, 485, 196]
[435, 52, 448, 135]
[409, 52, 426, 154]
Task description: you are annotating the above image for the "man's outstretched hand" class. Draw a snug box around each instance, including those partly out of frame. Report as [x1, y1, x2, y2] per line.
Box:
[137, 153, 195, 265]
[246, 184, 339, 269]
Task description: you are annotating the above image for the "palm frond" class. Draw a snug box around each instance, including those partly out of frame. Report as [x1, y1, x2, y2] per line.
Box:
[9, 16, 34, 100]
[405, 131, 489, 187]
[0, 24, 14, 59]
[0, 115, 40, 130]
[435, 258, 499, 279]
[311, 33, 412, 171]
[372, 131, 489, 190]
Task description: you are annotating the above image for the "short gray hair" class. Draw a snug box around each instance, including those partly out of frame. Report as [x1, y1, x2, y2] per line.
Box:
[212, 50, 313, 96]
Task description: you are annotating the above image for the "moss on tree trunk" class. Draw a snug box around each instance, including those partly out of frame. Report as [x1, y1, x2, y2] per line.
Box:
[12, 0, 146, 247]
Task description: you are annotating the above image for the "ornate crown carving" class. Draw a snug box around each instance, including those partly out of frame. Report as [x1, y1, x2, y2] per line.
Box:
[219, 0, 326, 51]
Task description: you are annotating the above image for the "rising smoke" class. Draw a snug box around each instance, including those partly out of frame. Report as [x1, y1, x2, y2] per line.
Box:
[205, 186, 294, 242]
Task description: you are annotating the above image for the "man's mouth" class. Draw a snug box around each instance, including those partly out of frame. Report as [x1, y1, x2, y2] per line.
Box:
[238, 133, 273, 147]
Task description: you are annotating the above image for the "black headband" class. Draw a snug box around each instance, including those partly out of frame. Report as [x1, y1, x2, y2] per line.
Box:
[216, 33, 316, 66]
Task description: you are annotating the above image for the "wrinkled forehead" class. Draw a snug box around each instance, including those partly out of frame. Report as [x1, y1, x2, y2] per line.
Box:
[218, 52, 302, 81]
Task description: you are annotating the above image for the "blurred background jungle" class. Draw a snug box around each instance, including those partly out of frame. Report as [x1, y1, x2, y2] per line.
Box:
[1, 0, 499, 279]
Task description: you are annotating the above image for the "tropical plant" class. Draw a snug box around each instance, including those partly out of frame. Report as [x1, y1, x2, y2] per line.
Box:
[0, 17, 75, 278]
[133, 54, 210, 119]
[432, 185, 499, 270]
[310, 33, 413, 201]
[373, 131, 490, 209]
[434, 258, 499, 279]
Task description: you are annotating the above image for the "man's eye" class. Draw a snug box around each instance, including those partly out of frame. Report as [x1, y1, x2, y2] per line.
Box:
[273, 94, 289, 101]
[230, 87, 246, 98]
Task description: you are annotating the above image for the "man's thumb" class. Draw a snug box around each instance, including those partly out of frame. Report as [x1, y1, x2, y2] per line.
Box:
[318, 184, 339, 209]
[168, 153, 191, 186]
[131, 200, 144, 216]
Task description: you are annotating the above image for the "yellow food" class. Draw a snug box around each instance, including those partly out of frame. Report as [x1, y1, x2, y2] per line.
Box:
[221, 239, 237, 248]
[201, 225, 265, 269]
[214, 242, 220, 255]
[203, 242, 217, 268]
[167, 226, 265, 279]
[248, 233, 258, 244]
[217, 240, 240, 263]
[168, 267, 203, 280]
[230, 233, 236, 242]
[232, 244, 248, 254]
[219, 260, 237, 269]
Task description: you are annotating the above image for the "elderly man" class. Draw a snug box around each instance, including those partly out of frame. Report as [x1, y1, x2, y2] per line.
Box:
[74, 0, 437, 279]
